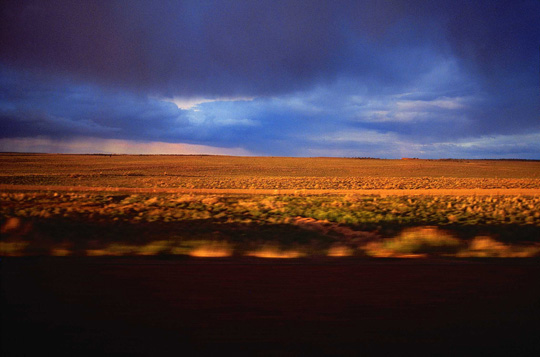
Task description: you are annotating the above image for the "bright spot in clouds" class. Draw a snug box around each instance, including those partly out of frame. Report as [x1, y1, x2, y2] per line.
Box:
[167, 96, 255, 110]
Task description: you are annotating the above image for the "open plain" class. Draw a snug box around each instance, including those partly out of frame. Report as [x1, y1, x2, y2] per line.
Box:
[2, 154, 540, 355]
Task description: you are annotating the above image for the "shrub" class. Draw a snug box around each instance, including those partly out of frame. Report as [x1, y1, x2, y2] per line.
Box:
[365, 226, 462, 257]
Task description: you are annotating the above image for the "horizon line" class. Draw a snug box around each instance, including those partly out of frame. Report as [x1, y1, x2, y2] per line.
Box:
[1, 152, 539, 162]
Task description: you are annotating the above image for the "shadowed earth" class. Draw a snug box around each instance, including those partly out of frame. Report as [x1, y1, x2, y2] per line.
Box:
[2, 257, 540, 356]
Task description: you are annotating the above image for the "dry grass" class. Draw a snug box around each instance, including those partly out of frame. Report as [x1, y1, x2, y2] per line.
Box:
[327, 245, 354, 257]
[189, 241, 233, 257]
[246, 244, 304, 258]
[0, 241, 29, 256]
[364, 227, 540, 258]
[0, 217, 22, 233]
[364, 227, 462, 257]
[457, 236, 540, 258]
[1, 154, 539, 259]
[1, 154, 539, 190]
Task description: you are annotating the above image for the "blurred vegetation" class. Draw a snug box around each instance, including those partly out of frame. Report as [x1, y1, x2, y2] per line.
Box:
[2, 192, 539, 257]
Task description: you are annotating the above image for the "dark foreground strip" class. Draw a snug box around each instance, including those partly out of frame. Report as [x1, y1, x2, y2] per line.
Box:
[2, 257, 540, 356]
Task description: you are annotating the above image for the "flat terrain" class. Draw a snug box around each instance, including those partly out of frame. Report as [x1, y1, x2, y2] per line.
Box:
[3, 184, 540, 196]
[2, 154, 539, 257]
[3, 154, 540, 178]
[1, 154, 540, 355]
[2, 154, 540, 190]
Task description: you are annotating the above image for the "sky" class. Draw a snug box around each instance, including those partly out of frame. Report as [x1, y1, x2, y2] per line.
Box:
[1, 0, 539, 158]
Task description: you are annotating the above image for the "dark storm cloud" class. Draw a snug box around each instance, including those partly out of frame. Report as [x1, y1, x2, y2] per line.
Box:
[1, 0, 339, 97]
[0, 0, 539, 157]
[3, 1, 536, 97]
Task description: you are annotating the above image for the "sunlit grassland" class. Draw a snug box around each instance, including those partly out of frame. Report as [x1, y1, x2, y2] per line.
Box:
[2, 154, 539, 258]
[1, 154, 540, 189]
[2, 192, 539, 258]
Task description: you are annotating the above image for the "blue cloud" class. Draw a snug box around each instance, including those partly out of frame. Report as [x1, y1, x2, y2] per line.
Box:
[0, 1, 538, 158]
[0, 67, 189, 141]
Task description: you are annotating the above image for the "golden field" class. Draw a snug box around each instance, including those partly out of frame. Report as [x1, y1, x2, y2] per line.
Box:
[2, 153, 540, 190]
[1, 154, 539, 258]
